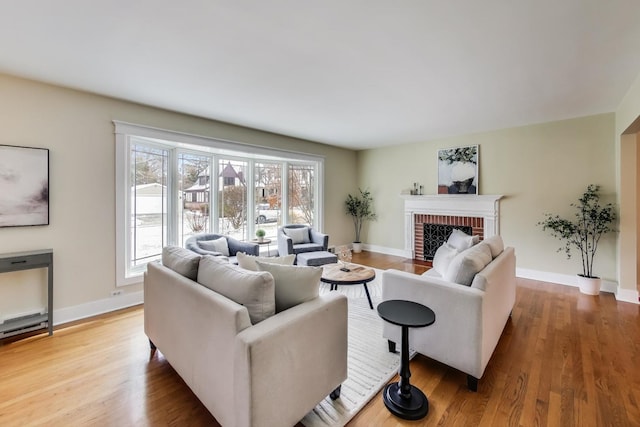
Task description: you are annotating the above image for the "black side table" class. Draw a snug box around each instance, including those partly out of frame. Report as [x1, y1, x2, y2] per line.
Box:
[377, 299, 435, 420]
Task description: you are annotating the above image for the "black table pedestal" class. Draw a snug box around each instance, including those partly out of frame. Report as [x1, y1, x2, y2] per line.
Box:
[383, 382, 429, 420]
[382, 324, 429, 420]
[377, 300, 435, 421]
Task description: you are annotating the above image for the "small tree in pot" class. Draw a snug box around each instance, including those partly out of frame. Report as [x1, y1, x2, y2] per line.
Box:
[345, 188, 377, 253]
[538, 184, 616, 295]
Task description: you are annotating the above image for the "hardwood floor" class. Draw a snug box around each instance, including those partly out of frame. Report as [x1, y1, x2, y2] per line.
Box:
[1, 251, 638, 426]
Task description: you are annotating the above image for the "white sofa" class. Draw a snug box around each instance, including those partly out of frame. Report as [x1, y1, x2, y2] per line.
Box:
[381, 235, 516, 391]
[144, 247, 348, 427]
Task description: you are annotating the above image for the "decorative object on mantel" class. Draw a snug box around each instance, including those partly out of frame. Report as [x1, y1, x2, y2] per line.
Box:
[537, 184, 616, 295]
[438, 145, 478, 195]
[410, 182, 424, 195]
[0, 144, 49, 227]
[345, 188, 377, 253]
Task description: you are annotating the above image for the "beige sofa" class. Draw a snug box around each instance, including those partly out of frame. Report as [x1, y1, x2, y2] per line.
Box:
[144, 247, 348, 427]
[381, 235, 515, 391]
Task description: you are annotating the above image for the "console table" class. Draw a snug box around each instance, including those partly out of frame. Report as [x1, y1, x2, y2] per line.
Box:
[0, 249, 53, 337]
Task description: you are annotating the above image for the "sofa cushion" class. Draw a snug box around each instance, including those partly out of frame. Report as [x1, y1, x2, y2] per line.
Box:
[284, 227, 310, 244]
[444, 243, 492, 286]
[481, 235, 504, 258]
[447, 229, 477, 252]
[236, 252, 296, 271]
[198, 237, 230, 256]
[162, 246, 201, 280]
[255, 261, 321, 312]
[432, 243, 459, 276]
[197, 255, 275, 324]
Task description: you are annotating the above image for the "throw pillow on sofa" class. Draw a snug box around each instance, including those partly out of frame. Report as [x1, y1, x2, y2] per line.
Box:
[480, 235, 504, 258]
[447, 229, 479, 252]
[237, 252, 296, 271]
[432, 243, 459, 276]
[444, 242, 492, 286]
[162, 246, 201, 280]
[255, 261, 321, 312]
[197, 255, 276, 324]
[198, 237, 230, 256]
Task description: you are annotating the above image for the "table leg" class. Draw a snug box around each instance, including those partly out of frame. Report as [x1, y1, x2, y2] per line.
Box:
[382, 325, 429, 420]
[363, 283, 373, 309]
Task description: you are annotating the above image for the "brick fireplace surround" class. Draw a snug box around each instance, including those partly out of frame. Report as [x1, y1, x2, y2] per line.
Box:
[401, 195, 503, 261]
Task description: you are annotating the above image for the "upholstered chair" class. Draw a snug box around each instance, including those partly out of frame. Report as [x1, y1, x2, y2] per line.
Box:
[277, 224, 328, 261]
[185, 233, 259, 264]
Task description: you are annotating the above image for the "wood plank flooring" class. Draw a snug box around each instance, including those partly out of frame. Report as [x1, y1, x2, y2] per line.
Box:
[1, 251, 638, 426]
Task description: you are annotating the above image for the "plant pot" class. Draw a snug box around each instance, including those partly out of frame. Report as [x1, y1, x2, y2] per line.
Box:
[352, 242, 362, 253]
[257, 237, 264, 243]
[576, 275, 601, 295]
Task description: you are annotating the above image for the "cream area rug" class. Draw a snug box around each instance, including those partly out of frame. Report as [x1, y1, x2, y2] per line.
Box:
[301, 267, 403, 427]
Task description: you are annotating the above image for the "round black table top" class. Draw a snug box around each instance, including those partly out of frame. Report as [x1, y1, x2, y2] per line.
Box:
[377, 300, 435, 328]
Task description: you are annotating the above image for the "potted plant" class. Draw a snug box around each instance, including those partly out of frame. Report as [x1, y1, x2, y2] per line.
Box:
[538, 184, 616, 295]
[345, 188, 377, 253]
[255, 228, 266, 243]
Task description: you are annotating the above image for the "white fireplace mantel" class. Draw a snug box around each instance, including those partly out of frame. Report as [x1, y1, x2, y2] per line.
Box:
[402, 194, 503, 256]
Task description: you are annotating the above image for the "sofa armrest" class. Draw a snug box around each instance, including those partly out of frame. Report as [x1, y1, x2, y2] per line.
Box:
[228, 238, 260, 256]
[234, 293, 348, 427]
[277, 229, 294, 256]
[309, 229, 329, 251]
[144, 262, 252, 426]
[382, 269, 486, 378]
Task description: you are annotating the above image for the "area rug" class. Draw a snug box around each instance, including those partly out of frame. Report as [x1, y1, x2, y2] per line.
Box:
[301, 268, 402, 427]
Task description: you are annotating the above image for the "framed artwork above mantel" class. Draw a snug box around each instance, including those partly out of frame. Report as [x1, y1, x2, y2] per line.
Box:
[437, 145, 478, 195]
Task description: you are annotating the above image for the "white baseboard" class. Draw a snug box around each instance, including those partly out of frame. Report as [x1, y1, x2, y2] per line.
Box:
[516, 268, 617, 293]
[53, 291, 144, 326]
[615, 287, 640, 304]
[363, 245, 638, 305]
[361, 243, 411, 258]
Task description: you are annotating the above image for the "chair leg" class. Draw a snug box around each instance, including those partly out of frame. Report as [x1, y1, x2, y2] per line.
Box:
[388, 340, 397, 353]
[467, 375, 478, 392]
[330, 385, 341, 400]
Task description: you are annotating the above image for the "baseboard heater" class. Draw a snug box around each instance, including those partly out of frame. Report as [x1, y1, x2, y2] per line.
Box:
[0, 311, 48, 339]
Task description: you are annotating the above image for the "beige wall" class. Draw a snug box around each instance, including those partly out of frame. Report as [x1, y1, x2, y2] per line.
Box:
[357, 114, 618, 281]
[616, 69, 640, 294]
[0, 73, 358, 322]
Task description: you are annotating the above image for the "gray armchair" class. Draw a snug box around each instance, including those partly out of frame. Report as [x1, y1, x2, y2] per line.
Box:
[185, 233, 259, 264]
[277, 224, 329, 262]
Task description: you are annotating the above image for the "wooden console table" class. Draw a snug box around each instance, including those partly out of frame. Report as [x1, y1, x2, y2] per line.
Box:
[0, 249, 53, 337]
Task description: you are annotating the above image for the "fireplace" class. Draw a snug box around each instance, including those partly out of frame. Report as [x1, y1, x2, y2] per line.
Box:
[402, 194, 502, 261]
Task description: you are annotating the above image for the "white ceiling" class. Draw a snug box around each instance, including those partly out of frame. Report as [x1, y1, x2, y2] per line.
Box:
[1, 1, 639, 150]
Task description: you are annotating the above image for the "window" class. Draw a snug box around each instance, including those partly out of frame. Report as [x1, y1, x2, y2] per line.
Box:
[254, 162, 282, 240]
[178, 152, 211, 246]
[288, 163, 315, 225]
[129, 143, 168, 273]
[114, 122, 324, 286]
[218, 159, 248, 240]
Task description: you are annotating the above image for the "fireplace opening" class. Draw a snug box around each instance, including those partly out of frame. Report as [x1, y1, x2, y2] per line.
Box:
[423, 223, 472, 261]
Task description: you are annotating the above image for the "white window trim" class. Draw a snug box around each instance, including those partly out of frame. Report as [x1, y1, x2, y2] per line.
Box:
[114, 121, 324, 286]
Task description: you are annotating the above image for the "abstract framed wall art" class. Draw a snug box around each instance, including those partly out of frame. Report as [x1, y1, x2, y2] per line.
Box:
[437, 145, 478, 194]
[0, 144, 49, 227]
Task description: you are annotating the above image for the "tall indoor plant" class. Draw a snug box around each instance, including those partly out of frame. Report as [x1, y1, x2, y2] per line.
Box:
[345, 188, 377, 253]
[538, 184, 616, 295]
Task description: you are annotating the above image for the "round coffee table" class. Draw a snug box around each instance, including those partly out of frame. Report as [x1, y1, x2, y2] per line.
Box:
[377, 299, 435, 420]
[320, 263, 376, 309]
